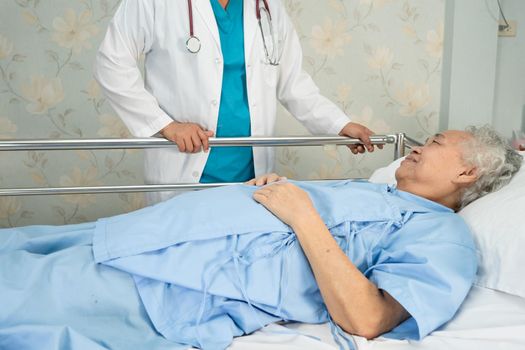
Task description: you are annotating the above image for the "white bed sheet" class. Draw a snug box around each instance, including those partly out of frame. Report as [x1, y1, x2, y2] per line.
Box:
[227, 285, 525, 350]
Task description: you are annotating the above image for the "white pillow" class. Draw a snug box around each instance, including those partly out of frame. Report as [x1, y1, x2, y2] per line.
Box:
[369, 152, 525, 298]
[368, 156, 403, 185]
[459, 151, 525, 297]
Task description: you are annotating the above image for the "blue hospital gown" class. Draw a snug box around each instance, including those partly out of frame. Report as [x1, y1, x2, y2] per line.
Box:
[0, 180, 477, 350]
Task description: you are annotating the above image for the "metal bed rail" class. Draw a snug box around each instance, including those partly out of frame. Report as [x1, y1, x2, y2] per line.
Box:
[1, 135, 397, 151]
[0, 134, 421, 196]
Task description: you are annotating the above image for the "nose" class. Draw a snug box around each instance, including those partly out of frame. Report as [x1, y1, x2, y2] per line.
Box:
[410, 145, 422, 154]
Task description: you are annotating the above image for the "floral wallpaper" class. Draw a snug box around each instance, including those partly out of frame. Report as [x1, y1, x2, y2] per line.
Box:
[0, 0, 444, 227]
[275, 0, 444, 180]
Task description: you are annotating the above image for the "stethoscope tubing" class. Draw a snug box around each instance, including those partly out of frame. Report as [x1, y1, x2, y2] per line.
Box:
[186, 0, 272, 55]
[255, 0, 271, 21]
[188, 0, 195, 37]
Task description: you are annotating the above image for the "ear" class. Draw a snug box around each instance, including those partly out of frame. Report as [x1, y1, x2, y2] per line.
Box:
[453, 166, 479, 187]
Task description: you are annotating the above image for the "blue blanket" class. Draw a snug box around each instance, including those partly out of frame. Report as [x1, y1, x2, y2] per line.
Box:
[0, 181, 477, 350]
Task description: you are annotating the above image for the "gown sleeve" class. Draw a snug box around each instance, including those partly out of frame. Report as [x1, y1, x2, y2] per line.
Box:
[365, 213, 478, 340]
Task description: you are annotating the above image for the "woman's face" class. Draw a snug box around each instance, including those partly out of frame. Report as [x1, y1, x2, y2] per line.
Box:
[395, 130, 475, 202]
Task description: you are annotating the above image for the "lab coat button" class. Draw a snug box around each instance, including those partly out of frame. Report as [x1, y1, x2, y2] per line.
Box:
[215, 58, 221, 64]
[192, 171, 200, 178]
[212, 99, 218, 106]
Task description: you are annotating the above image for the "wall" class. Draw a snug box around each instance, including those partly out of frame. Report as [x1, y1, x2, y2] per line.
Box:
[441, 0, 525, 140]
[0, 0, 445, 227]
[275, 0, 445, 181]
[440, 0, 499, 131]
[492, 0, 525, 137]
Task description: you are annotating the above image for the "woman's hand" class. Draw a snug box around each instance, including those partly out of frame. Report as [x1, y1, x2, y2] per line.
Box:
[161, 121, 214, 153]
[245, 173, 287, 186]
[253, 182, 319, 227]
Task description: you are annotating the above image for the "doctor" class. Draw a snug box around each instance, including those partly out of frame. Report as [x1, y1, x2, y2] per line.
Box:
[94, 0, 377, 203]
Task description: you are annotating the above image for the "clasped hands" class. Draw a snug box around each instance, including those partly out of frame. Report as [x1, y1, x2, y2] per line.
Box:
[246, 173, 319, 227]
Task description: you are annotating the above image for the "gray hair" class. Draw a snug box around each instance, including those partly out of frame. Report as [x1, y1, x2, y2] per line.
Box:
[459, 125, 523, 209]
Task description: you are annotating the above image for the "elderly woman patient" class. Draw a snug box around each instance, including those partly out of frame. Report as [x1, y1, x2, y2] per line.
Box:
[0, 126, 522, 350]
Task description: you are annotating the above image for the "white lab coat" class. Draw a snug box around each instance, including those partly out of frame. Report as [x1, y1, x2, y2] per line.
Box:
[94, 0, 351, 203]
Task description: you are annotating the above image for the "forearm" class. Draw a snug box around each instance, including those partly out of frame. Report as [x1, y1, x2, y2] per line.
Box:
[292, 214, 408, 339]
[94, 48, 173, 137]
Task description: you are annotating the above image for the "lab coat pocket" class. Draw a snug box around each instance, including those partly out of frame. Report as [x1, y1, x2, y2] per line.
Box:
[262, 64, 279, 87]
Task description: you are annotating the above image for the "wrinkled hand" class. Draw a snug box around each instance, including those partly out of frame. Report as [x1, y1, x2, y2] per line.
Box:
[161, 121, 214, 153]
[339, 122, 383, 154]
[245, 173, 287, 186]
[253, 182, 318, 227]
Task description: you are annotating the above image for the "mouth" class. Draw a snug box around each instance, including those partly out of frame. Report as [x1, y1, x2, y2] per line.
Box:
[403, 154, 418, 163]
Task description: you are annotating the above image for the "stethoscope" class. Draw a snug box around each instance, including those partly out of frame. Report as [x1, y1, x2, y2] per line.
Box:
[185, 0, 279, 65]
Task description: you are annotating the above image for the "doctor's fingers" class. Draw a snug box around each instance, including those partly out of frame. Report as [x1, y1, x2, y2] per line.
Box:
[347, 129, 376, 154]
[362, 128, 384, 151]
[358, 128, 375, 152]
[182, 136, 195, 153]
[348, 144, 365, 154]
[363, 128, 384, 151]
[190, 133, 203, 153]
[174, 137, 186, 152]
[198, 129, 211, 152]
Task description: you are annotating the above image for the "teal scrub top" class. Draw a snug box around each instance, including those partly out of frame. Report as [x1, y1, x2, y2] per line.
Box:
[201, 0, 255, 183]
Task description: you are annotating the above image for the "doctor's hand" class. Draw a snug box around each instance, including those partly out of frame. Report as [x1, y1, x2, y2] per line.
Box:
[245, 173, 287, 186]
[253, 182, 318, 227]
[339, 122, 383, 155]
[160, 121, 214, 153]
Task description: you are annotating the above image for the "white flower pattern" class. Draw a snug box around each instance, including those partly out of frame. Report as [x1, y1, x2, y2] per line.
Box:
[97, 113, 130, 138]
[426, 23, 444, 58]
[59, 166, 102, 208]
[310, 18, 352, 58]
[0, 117, 17, 139]
[22, 75, 65, 115]
[351, 106, 390, 134]
[367, 46, 394, 70]
[396, 83, 431, 117]
[52, 9, 99, 54]
[0, 34, 14, 60]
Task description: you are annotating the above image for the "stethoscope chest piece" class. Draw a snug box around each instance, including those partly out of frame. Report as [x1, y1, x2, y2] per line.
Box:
[186, 35, 201, 54]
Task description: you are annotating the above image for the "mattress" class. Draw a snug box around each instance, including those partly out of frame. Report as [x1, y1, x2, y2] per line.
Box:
[227, 285, 525, 350]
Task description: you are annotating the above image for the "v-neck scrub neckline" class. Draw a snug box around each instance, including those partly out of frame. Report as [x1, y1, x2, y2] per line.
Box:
[210, 0, 242, 33]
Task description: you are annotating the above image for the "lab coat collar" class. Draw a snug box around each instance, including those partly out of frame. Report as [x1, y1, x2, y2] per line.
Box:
[194, 0, 221, 52]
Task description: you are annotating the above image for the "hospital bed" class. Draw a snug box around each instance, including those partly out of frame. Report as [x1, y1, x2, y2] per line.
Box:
[1, 135, 524, 350]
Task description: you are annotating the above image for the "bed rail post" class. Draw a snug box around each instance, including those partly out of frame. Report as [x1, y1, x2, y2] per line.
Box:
[394, 133, 406, 159]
